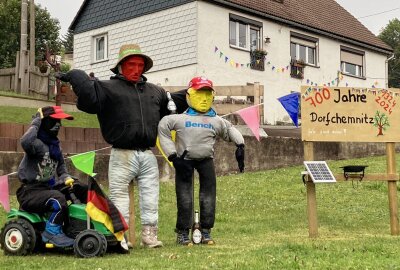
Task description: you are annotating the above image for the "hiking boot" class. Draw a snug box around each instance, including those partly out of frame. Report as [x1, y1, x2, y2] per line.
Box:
[176, 229, 192, 246]
[141, 225, 163, 248]
[41, 222, 74, 247]
[201, 229, 215, 245]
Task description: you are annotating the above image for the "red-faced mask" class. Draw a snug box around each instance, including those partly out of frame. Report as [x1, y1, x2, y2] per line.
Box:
[120, 56, 145, 82]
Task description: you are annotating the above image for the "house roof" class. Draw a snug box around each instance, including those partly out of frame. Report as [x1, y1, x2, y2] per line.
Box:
[69, 0, 193, 34]
[210, 0, 392, 53]
[70, 0, 392, 54]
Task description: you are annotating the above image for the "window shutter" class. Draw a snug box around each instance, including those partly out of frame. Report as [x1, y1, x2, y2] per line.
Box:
[290, 37, 316, 48]
[341, 50, 363, 66]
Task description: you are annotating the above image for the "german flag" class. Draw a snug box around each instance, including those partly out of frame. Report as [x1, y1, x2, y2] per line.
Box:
[86, 177, 128, 241]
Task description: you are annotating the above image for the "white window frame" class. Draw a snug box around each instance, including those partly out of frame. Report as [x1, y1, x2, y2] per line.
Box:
[230, 21, 250, 50]
[229, 15, 262, 52]
[340, 47, 365, 78]
[290, 34, 318, 66]
[93, 33, 108, 63]
[341, 62, 363, 77]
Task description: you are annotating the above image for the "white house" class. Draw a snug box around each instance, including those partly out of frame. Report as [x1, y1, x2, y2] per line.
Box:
[70, 0, 393, 125]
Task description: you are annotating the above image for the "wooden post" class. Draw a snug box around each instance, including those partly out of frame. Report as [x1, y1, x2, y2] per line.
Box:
[128, 181, 136, 246]
[29, 0, 35, 68]
[386, 142, 399, 235]
[19, 0, 29, 94]
[304, 141, 318, 238]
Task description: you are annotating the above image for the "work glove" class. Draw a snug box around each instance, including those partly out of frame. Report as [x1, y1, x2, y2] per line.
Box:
[235, 144, 245, 173]
[64, 177, 75, 187]
[55, 72, 71, 82]
[168, 151, 192, 179]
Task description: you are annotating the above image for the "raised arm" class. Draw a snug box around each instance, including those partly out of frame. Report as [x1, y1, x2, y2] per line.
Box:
[56, 70, 104, 114]
[20, 113, 43, 156]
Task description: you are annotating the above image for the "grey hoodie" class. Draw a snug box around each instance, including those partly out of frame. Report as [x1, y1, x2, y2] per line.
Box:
[18, 125, 70, 185]
[158, 108, 244, 160]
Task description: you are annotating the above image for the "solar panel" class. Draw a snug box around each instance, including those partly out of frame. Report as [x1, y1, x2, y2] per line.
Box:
[304, 161, 336, 183]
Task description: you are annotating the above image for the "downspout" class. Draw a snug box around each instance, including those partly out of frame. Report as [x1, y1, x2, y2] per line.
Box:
[385, 54, 395, 88]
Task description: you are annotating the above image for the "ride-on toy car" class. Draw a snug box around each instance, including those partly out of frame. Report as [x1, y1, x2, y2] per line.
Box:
[0, 180, 123, 258]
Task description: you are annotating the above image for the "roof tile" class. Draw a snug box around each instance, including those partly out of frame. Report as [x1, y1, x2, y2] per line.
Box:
[218, 0, 391, 52]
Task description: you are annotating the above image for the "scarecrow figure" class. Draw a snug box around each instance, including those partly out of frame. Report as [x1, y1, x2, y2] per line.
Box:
[56, 44, 188, 250]
[158, 77, 245, 245]
[16, 106, 88, 247]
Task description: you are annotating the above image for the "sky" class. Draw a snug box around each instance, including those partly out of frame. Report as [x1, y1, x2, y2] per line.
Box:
[35, 0, 399, 37]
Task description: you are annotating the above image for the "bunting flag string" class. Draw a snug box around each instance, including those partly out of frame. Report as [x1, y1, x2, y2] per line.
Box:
[214, 46, 382, 88]
[213, 46, 289, 72]
[301, 86, 397, 99]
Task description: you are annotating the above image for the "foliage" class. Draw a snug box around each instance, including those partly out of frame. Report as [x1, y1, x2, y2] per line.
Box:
[0, 0, 61, 69]
[379, 18, 400, 88]
[60, 62, 71, 73]
[1, 155, 400, 269]
[61, 29, 74, 54]
[252, 48, 268, 58]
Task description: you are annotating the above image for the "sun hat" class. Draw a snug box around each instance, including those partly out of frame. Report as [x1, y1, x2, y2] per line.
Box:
[110, 44, 153, 74]
[188, 76, 214, 91]
[40, 106, 74, 120]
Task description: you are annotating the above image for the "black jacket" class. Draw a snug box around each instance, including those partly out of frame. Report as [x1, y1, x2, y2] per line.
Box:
[67, 69, 187, 149]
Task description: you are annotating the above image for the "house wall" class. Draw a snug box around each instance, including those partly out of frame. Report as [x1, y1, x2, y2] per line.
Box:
[73, 1, 389, 125]
[193, 2, 388, 124]
[73, 2, 198, 80]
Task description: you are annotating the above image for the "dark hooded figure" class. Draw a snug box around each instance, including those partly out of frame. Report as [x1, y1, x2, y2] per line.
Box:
[16, 106, 87, 248]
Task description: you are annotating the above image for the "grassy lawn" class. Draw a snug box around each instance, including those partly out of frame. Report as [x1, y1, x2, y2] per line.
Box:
[1, 155, 400, 269]
[0, 106, 99, 128]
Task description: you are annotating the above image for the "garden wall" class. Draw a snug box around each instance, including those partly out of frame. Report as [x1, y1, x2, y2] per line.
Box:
[1, 132, 398, 194]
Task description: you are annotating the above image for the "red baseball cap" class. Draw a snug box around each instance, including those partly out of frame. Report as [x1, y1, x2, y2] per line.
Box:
[188, 76, 214, 90]
[41, 106, 74, 120]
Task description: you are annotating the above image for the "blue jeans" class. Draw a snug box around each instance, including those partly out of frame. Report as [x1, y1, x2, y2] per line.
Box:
[108, 148, 159, 225]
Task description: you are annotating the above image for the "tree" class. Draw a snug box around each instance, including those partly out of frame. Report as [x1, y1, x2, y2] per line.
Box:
[0, 0, 61, 69]
[372, 111, 390, 136]
[379, 19, 400, 88]
[61, 29, 74, 54]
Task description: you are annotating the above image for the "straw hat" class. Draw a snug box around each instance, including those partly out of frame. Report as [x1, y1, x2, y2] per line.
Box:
[110, 44, 153, 74]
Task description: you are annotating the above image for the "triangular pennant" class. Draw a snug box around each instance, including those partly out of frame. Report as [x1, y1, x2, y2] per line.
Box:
[235, 106, 260, 141]
[277, 93, 300, 127]
[70, 151, 96, 177]
[0, 175, 10, 212]
[214, 46, 218, 53]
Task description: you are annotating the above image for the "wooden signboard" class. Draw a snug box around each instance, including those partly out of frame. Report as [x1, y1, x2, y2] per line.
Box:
[301, 86, 400, 142]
